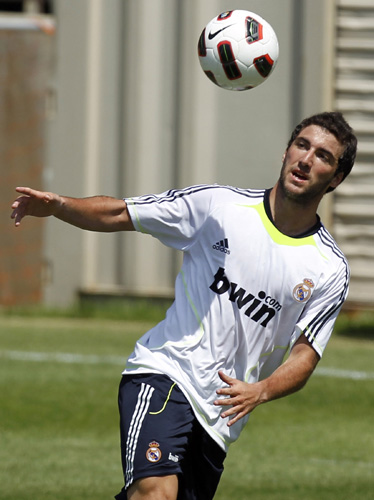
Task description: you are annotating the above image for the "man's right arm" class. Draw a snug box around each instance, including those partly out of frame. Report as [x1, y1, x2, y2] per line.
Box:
[11, 187, 135, 232]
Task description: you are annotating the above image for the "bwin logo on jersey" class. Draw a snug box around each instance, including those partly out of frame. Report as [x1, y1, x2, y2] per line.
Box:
[212, 238, 230, 254]
[210, 267, 282, 327]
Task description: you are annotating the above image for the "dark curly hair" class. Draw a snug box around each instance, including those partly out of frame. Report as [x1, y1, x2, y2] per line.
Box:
[287, 112, 358, 192]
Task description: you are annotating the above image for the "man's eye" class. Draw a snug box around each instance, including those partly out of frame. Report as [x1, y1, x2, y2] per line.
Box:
[318, 152, 330, 163]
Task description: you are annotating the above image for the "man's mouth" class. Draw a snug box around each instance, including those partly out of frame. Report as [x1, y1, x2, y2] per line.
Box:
[292, 169, 309, 182]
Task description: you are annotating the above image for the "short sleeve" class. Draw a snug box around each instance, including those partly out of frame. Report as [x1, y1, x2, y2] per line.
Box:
[125, 185, 240, 251]
[290, 260, 350, 357]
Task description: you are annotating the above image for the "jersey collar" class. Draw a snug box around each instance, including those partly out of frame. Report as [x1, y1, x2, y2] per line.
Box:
[263, 189, 322, 239]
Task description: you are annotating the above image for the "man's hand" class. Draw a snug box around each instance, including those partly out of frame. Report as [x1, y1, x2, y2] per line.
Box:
[214, 335, 320, 427]
[214, 371, 264, 427]
[11, 187, 62, 226]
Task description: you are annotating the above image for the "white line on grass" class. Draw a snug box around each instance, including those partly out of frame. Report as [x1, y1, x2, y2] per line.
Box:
[315, 366, 374, 380]
[1, 350, 374, 380]
[0, 350, 125, 365]
[309, 457, 374, 469]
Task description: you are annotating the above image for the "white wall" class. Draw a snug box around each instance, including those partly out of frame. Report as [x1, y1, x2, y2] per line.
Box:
[43, 0, 335, 306]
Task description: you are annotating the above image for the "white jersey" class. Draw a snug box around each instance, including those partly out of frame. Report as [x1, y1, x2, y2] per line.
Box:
[123, 185, 349, 452]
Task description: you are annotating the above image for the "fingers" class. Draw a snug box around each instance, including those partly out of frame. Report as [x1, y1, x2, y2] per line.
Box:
[225, 410, 246, 427]
[217, 370, 234, 384]
[15, 186, 52, 202]
[11, 196, 29, 226]
[11, 204, 27, 226]
[214, 371, 239, 421]
[214, 395, 248, 427]
[215, 371, 234, 399]
[215, 371, 254, 426]
[218, 404, 246, 426]
[11, 187, 54, 227]
[216, 371, 236, 398]
[15, 186, 32, 195]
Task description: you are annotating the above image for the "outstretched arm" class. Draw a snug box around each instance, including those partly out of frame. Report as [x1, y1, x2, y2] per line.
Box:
[214, 334, 319, 427]
[11, 187, 134, 232]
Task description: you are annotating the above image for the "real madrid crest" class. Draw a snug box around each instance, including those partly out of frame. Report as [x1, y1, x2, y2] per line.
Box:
[146, 441, 162, 463]
[293, 278, 314, 303]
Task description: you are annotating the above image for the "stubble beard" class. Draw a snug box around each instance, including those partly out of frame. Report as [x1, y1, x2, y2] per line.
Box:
[279, 161, 333, 205]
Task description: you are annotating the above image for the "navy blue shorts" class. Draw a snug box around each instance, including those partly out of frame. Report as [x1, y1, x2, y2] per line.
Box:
[115, 373, 226, 500]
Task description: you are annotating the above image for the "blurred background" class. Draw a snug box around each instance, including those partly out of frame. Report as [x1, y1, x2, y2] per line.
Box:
[1, 0, 374, 311]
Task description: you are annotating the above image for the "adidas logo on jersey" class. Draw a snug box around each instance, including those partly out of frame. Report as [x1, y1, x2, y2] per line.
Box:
[212, 238, 230, 255]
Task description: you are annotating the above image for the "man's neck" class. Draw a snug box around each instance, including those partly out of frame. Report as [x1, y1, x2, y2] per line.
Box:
[268, 183, 320, 237]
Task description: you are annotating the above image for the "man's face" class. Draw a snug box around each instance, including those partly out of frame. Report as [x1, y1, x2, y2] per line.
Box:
[280, 125, 345, 204]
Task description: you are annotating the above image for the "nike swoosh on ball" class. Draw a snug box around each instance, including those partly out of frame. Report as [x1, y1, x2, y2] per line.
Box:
[208, 25, 233, 39]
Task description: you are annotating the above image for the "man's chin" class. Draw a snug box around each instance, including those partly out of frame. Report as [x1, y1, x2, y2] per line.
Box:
[279, 180, 307, 203]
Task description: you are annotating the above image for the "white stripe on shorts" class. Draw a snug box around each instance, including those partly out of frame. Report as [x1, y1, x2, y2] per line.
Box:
[125, 382, 155, 488]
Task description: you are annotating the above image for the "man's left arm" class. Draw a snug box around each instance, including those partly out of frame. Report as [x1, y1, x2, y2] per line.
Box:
[214, 334, 320, 427]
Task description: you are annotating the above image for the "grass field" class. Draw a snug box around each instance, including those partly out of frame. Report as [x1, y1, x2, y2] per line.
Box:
[0, 313, 373, 500]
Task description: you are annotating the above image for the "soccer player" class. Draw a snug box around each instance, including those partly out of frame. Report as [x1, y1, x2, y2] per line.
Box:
[11, 112, 357, 500]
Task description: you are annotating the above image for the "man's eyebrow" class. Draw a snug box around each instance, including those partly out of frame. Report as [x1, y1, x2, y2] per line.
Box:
[294, 136, 310, 146]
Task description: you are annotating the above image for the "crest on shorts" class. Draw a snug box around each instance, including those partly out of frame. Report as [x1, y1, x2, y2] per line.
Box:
[146, 441, 162, 463]
[293, 278, 314, 303]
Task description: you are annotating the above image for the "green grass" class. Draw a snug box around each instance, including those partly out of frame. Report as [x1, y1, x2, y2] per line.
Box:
[0, 315, 373, 500]
[0, 318, 144, 500]
[215, 334, 374, 500]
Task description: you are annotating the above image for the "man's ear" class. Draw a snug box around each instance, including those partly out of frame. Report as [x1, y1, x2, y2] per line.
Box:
[329, 171, 344, 190]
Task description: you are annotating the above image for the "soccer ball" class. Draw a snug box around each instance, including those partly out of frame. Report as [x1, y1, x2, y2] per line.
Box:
[197, 10, 279, 91]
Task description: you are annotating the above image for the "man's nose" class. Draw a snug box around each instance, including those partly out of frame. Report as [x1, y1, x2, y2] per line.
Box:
[299, 149, 314, 168]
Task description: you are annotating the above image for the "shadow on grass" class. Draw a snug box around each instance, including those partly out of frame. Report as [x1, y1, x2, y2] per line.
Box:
[2, 300, 374, 340]
[335, 311, 374, 339]
[0, 297, 171, 324]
